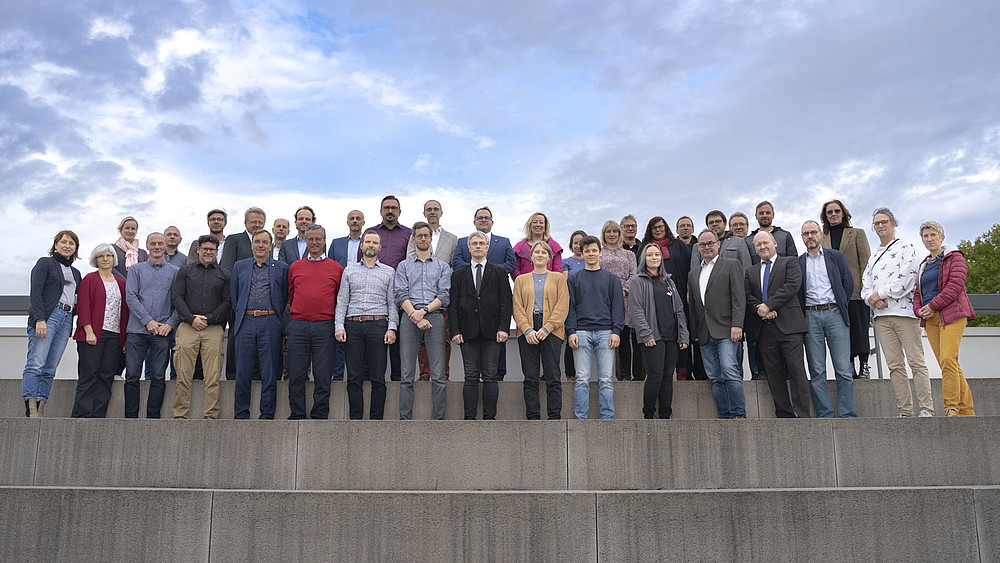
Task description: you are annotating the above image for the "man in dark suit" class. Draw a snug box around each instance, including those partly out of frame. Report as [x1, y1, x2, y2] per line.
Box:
[278, 206, 316, 265]
[452, 206, 516, 380]
[230, 229, 289, 420]
[449, 231, 512, 420]
[220, 206, 267, 380]
[327, 209, 365, 381]
[799, 220, 856, 418]
[746, 231, 812, 418]
[688, 230, 747, 419]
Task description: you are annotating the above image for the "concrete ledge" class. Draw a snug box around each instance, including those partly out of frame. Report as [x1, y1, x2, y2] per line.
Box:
[567, 419, 836, 490]
[295, 421, 568, 490]
[833, 417, 1000, 487]
[0, 418, 39, 485]
[33, 419, 298, 489]
[211, 491, 596, 562]
[0, 487, 212, 562]
[596, 488, 980, 563]
[975, 488, 1000, 561]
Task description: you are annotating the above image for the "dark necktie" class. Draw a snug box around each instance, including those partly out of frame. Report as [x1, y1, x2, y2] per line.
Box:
[762, 259, 772, 302]
[475, 263, 483, 294]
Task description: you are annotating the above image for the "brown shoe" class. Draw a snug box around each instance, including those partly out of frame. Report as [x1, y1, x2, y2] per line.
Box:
[36, 400, 46, 417]
[27, 399, 39, 418]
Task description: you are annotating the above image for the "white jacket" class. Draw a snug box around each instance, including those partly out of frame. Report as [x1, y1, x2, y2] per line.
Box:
[861, 238, 920, 319]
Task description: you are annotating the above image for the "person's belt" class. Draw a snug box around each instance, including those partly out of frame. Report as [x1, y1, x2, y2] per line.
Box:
[56, 303, 73, 313]
[246, 309, 276, 316]
[805, 303, 837, 311]
[346, 315, 388, 321]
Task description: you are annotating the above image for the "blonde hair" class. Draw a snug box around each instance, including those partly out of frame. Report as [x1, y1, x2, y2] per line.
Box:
[522, 212, 551, 242]
[601, 220, 622, 249]
[529, 240, 553, 260]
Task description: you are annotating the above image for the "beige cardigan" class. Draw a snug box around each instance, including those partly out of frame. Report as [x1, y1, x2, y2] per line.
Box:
[512, 271, 570, 340]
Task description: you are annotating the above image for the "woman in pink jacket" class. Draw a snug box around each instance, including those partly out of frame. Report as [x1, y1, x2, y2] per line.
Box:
[913, 221, 975, 416]
[512, 212, 563, 279]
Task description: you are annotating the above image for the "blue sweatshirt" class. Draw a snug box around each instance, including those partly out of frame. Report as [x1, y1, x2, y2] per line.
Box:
[566, 268, 625, 335]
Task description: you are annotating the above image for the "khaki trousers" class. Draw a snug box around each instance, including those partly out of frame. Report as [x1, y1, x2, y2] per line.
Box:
[874, 315, 932, 416]
[924, 313, 975, 415]
[172, 323, 224, 419]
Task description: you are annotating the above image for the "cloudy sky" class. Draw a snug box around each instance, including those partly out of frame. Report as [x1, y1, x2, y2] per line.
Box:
[2, 0, 998, 293]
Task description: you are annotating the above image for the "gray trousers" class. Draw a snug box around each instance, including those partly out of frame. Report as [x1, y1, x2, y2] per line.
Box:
[399, 310, 447, 419]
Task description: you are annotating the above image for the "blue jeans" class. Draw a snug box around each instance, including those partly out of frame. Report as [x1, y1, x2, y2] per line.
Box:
[804, 308, 857, 418]
[700, 336, 746, 418]
[22, 307, 73, 401]
[572, 330, 615, 419]
[125, 332, 171, 418]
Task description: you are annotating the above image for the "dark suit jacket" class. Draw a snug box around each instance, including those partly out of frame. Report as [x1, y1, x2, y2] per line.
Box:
[230, 257, 289, 337]
[448, 262, 512, 341]
[27, 256, 83, 326]
[277, 237, 304, 265]
[687, 257, 745, 344]
[220, 231, 252, 271]
[329, 235, 359, 270]
[452, 234, 516, 273]
[745, 256, 807, 339]
[798, 249, 853, 327]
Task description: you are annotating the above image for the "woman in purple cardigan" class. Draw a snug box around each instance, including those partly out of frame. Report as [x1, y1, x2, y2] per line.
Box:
[72, 244, 130, 418]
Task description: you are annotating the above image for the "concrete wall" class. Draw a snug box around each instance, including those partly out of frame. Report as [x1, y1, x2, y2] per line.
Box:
[2, 486, 997, 562]
[4, 418, 1000, 491]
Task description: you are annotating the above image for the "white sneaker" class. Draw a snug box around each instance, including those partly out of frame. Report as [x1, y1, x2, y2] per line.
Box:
[918, 410, 933, 417]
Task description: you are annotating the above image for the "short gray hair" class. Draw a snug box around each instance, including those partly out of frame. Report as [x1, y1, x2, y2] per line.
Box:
[801, 220, 822, 231]
[468, 231, 490, 247]
[620, 214, 637, 226]
[919, 220, 945, 237]
[305, 223, 326, 239]
[245, 206, 266, 221]
[89, 243, 118, 268]
[872, 207, 898, 227]
[697, 228, 718, 241]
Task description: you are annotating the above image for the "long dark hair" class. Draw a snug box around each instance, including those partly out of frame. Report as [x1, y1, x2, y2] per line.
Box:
[820, 199, 853, 233]
[641, 216, 674, 246]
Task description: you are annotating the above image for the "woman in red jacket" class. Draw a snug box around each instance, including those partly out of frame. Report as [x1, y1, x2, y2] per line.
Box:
[72, 244, 130, 418]
[913, 221, 975, 417]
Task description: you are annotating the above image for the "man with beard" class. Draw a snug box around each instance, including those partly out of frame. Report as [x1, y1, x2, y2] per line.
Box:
[748, 201, 798, 265]
[363, 195, 410, 382]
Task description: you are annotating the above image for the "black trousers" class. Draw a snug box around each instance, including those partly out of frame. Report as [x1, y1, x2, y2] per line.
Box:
[641, 339, 679, 419]
[518, 314, 563, 420]
[287, 319, 334, 419]
[847, 299, 871, 359]
[345, 319, 388, 420]
[460, 336, 500, 420]
[757, 322, 812, 418]
[72, 332, 122, 418]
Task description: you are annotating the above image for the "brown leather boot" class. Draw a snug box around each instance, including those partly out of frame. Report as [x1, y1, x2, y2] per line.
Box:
[37, 400, 46, 417]
[27, 399, 39, 418]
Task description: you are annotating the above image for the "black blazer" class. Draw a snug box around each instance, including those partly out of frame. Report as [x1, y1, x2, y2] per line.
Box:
[27, 256, 82, 326]
[448, 262, 512, 341]
[745, 255, 807, 339]
[798, 249, 853, 327]
[220, 231, 252, 272]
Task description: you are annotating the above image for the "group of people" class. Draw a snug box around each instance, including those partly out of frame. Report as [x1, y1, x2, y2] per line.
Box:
[21, 196, 977, 421]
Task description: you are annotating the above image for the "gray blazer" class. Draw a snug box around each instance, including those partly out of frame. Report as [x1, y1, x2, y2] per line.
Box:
[627, 271, 689, 346]
[407, 226, 459, 263]
[687, 257, 746, 344]
[691, 233, 752, 272]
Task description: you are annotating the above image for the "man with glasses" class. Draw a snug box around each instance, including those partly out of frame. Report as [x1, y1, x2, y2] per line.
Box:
[188, 209, 228, 263]
[222, 207, 266, 271]
[691, 211, 752, 271]
[620, 215, 642, 262]
[171, 235, 230, 419]
[362, 195, 411, 381]
[861, 207, 932, 417]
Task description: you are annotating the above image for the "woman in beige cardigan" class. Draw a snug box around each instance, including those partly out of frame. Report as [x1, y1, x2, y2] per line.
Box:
[513, 241, 570, 420]
[821, 199, 873, 378]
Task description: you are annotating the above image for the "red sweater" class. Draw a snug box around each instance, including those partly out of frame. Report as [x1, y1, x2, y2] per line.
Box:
[288, 258, 343, 321]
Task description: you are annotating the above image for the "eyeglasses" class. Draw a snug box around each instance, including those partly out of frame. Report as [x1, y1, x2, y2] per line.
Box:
[707, 219, 725, 225]
[698, 241, 718, 247]
[475, 216, 492, 221]
[826, 209, 843, 215]
[200, 247, 218, 252]
[801, 230, 820, 236]
[413, 234, 431, 239]
[622, 224, 637, 229]
[872, 220, 890, 227]
[382, 205, 399, 211]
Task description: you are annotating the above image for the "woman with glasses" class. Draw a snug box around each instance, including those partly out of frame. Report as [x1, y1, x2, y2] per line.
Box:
[913, 221, 975, 416]
[72, 244, 130, 418]
[23, 230, 82, 417]
[820, 200, 872, 378]
[112, 215, 148, 278]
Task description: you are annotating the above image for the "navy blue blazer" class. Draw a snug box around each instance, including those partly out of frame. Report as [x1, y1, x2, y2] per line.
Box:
[277, 237, 305, 265]
[230, 256, 289, 337]
[27, 256, 82, 326]
[452, 234, 516, 273]
[798, 248, 853, 327]
[328, 235, 359, 269]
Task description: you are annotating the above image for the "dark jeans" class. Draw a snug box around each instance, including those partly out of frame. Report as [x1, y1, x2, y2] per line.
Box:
[619, 326, 635, 380]
[641, 340, 679, 419]
[345, 319, 388, 420]
[125, 332, 170, 418]
[564, 341, 575, 379]
[287, 319, 334, 419]
[332, 341, 345, 381]
[518, 315, 562, 420]
[460, 336, 500, 420]
[496, 341, 507, 381]
[848, 299, 871, 360]
[72, 332, 122, 418]
[234, 314, 282, 420]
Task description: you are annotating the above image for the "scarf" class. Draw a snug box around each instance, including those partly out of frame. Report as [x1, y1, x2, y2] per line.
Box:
[115, 237, 139, 270]
[653, 237, 672, 260]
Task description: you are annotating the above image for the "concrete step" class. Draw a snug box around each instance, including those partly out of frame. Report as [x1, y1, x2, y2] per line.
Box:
[4, 378, 999, 420]
[1, 486, 996, 562]
[3, 418, 999, 491]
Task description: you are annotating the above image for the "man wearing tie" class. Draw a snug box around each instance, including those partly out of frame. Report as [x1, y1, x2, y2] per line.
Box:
[746, 231, 812, 418]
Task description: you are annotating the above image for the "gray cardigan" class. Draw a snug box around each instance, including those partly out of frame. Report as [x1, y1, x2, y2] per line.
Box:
[627, 270, 689, 346]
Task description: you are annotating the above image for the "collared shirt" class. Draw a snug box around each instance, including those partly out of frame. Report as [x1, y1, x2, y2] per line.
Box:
[172, 261, 231, 326]
[370, 222, 412, 269]
[759, 257, 774, 296]
[307, 253, 326, 261]
[247, 260, 272, 311]
[165, 250, 187, 268]
[271, 244, 281, 261]
[336, 260, 399, 331]
[431, 226, 443, 255]
[296, 236, 307, 261]
[125, 260, 180, 334]
[346, 235, 361, 265]
[393, 254, 452, 310]
[471, 258, 487, 292]
[804, 249, 836, 306]
[699, 256, 717, 305]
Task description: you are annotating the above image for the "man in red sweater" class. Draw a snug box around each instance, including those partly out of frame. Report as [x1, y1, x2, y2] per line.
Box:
[287, 224, 344, 419]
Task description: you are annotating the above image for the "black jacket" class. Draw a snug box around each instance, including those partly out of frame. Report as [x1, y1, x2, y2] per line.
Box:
[448, 262, 512, 340]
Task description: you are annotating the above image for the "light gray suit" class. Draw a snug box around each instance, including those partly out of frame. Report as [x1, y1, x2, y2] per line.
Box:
[407, 226, 459, 262]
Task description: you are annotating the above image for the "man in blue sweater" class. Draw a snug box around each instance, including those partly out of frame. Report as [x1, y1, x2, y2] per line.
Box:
[566, 236, 625, 419]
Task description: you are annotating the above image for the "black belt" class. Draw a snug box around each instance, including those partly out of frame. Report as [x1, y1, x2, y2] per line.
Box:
[805, 303, 837, 311]
[57, 303, 73, 313]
